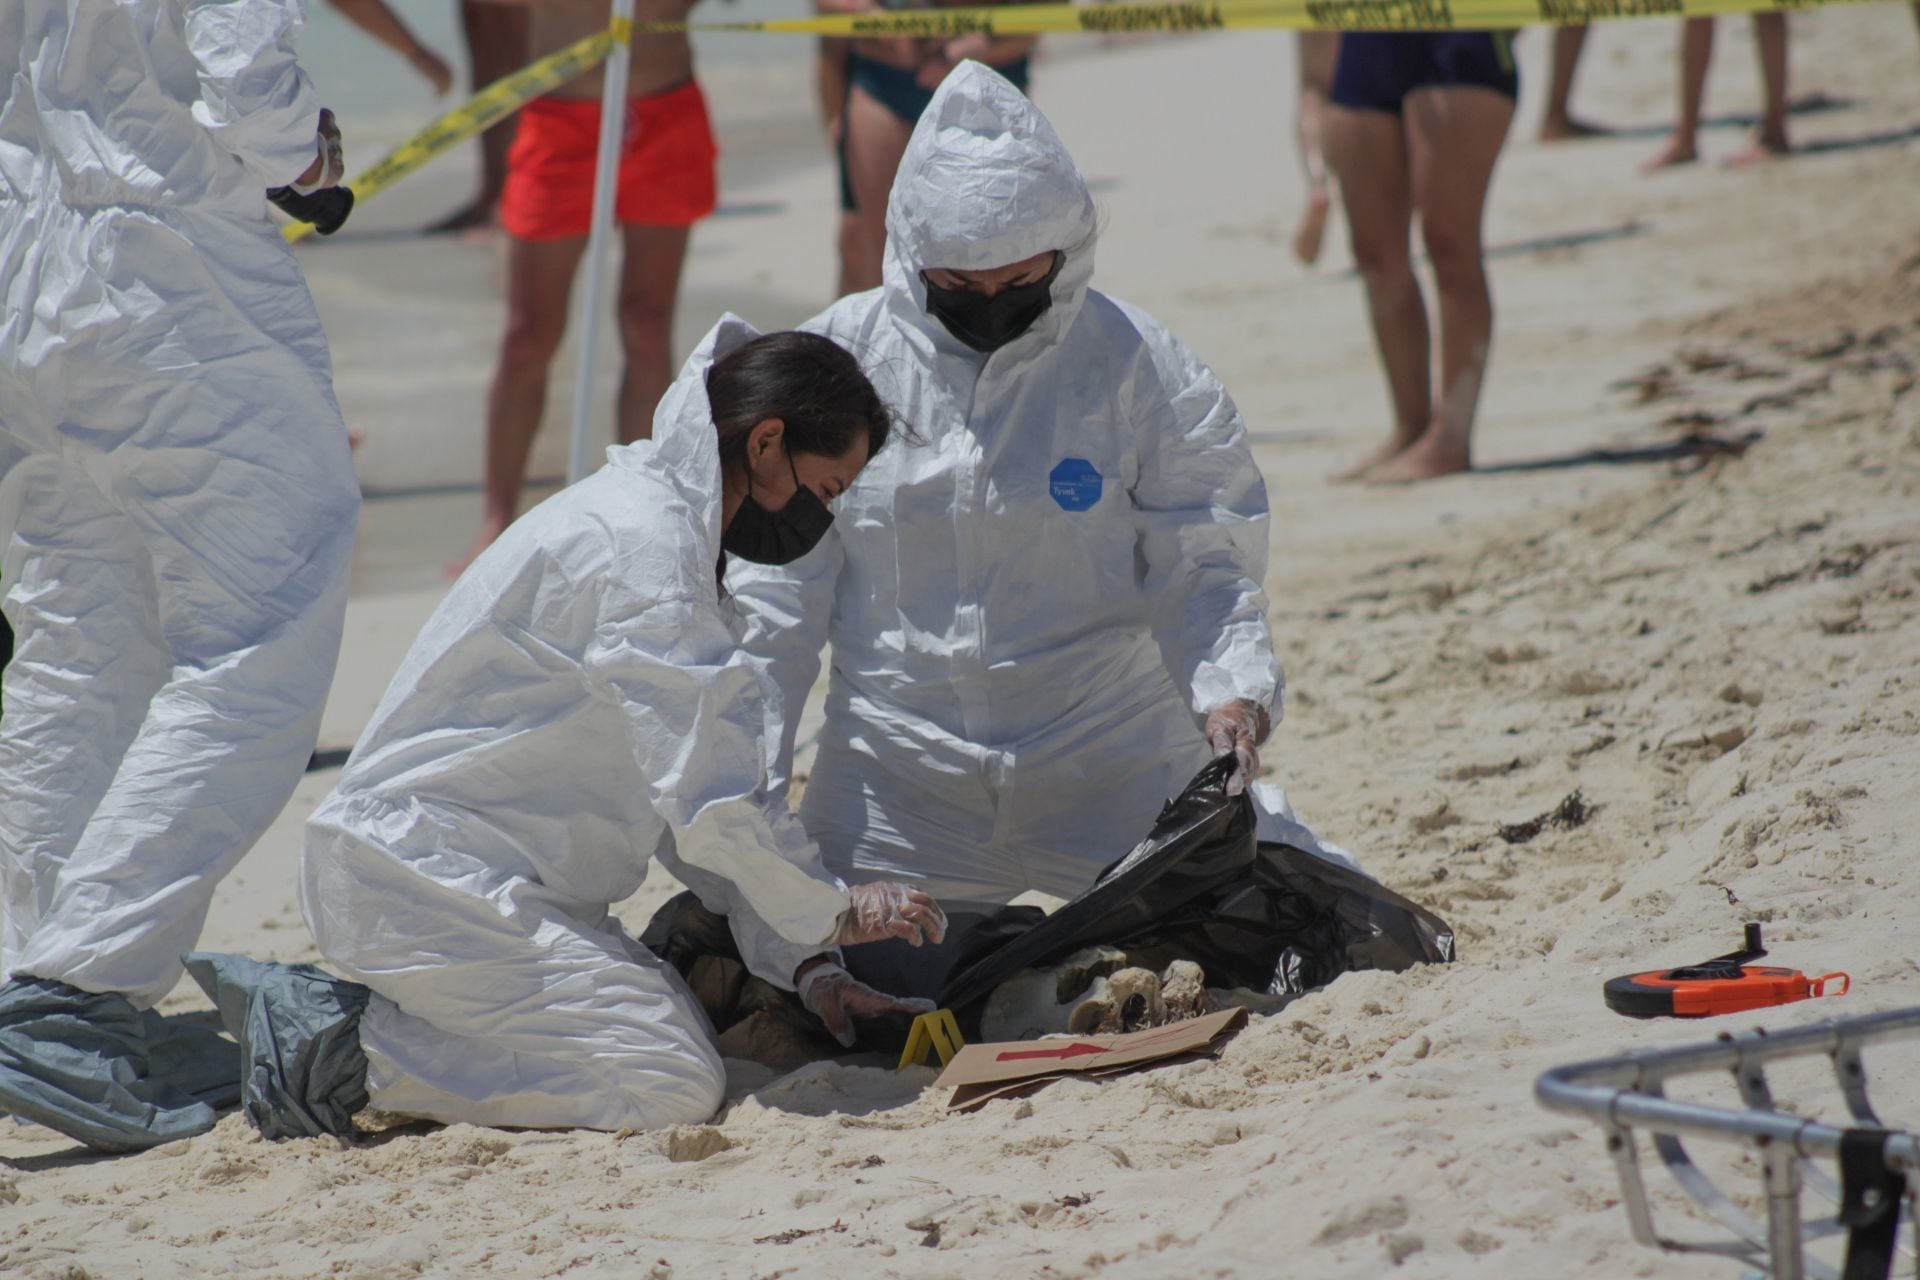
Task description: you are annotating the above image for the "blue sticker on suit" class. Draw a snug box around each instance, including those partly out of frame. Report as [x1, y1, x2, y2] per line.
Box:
[1049, 457, 1103, 512]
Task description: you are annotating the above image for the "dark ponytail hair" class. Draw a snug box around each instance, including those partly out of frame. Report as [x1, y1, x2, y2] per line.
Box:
[706, 331, 891, 466]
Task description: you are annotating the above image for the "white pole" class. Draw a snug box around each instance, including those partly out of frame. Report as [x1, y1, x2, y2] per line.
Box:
[565, 1, 635, 485]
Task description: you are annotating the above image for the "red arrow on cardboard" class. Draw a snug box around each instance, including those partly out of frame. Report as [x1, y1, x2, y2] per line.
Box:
[995, 1042, 1106, 1062]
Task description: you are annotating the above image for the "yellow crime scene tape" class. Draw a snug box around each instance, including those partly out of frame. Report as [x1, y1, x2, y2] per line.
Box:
[632, 0, 1870, 38]
[288, 0, 1878, 242]
[284, 24, 618, 242]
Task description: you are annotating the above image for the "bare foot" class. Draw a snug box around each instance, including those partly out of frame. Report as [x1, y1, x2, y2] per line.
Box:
[1291, 188, 1331, 266]
[1641, 138, 1699, 172]
[424, 199, 500, 236]
[1723, 134, 1790, 168]
[1330, 435, 1418, 483]
[445, 518, 508, 580]
[1364, 434, 1470, 484]
[1538, 114, 1611, 143]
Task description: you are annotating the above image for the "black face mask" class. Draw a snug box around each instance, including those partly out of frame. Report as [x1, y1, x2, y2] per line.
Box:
[722, 447, 835, 565]
[921, 255, 1063, 353]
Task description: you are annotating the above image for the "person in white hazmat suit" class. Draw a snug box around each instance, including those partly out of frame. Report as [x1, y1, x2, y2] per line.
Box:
[188, 322, 948, 1139]
[726, 63, 1297, 991]
[0, 0, 361, 1151]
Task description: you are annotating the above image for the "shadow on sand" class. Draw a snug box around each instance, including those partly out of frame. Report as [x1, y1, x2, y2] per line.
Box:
[1593, 92, 1859, 142]
[1487, 220, 1652, 262]
[1793, 121, 1920, 156]
[1477, 430, 1761, 476]
[1335, 221, 1651, 279]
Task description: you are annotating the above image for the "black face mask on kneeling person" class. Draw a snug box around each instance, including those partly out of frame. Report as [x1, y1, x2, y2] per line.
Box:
[722, 447, 835, 565]
[921, 255, 1063, 354]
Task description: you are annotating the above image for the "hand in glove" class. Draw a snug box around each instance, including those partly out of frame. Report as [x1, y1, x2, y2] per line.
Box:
[1204, 698, 1271, 797]
[796, 960, 935, 1048]
[290, 108, 345, 194]
[829, 881, 948, 948]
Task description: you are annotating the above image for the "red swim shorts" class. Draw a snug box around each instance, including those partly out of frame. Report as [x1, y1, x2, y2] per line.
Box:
[500, 81, 718, 241]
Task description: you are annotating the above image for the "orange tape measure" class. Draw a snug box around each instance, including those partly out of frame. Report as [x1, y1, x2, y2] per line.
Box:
[1604, 923, 1850, 1019]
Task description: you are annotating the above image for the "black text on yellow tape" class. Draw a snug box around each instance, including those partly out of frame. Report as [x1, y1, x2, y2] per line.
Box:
[627, 0, 1872, 38]
[289, 0, 1875, 240]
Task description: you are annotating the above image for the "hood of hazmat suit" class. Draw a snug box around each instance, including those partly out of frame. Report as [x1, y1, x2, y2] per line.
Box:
[727, 63, 1282, 907]
[299, 318, 853, 1132]
[0, 0, 356, 1020]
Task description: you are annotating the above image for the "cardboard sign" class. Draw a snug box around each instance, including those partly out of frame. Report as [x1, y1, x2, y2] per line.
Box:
[934, 1008, 1248, 1112]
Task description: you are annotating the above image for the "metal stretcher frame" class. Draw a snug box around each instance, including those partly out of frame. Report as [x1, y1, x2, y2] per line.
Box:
[1535, 1005, 1920, 1280]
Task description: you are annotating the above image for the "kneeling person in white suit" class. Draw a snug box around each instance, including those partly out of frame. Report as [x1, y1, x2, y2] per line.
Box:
[192, 323, 944, 1138]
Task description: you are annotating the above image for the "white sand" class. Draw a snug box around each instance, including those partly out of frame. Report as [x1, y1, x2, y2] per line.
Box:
[4, 10, 1920, 1278]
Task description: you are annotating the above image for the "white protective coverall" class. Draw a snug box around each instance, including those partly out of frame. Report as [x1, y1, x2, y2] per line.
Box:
[727, 62, 1290, 908]
[301, 318, 853, 1133]
[0, 0, 360, 1006]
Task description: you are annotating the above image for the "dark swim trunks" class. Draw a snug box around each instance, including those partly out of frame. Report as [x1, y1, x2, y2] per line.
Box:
[838, 54, 1033, 211]
[849, 52, 1031, 127]
[1330, 32, 1518, 115]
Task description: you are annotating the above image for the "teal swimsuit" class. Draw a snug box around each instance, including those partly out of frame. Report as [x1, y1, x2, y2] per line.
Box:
[838, 55, 1033, 211]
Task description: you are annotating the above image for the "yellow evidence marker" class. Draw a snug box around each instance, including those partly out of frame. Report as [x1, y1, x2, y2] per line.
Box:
[898, 1009, 966, 1071]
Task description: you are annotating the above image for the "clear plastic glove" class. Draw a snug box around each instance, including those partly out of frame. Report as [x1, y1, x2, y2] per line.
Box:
[829, 881, 948, 948]
[1204, 698, 1270, 797]
[289, 108, 345, 194]
[796, 961, 936, 1048]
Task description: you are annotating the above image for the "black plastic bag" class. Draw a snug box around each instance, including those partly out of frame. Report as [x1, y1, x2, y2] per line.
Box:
[642, 758, 1454, 1054]
[1119, 838, 1456, 997]
[640, 891, 1042, 1052]
[940, 758, 1454, 1011]
[940, 756, 1256, 1007]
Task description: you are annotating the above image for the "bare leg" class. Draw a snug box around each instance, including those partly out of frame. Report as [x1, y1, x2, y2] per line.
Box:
[835, 211, 866, 299]
[615, 223, 693, 445]
[1645, 17, 1713, 170]
[428, 0, 527, 234]
[841, 83, 917, 295]
[1539, 26, 1607, 140]
[1725, 13, 1790, 163]
[1322, 104, 1426, 481]
[1367, 85, 1513, 484]
[451, 234, 588, 577]
[327, 0, 455, 94]
[816, 40, 868, 299]
[816, 39, 850, 135]
[1292, 32, 1340, 265]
